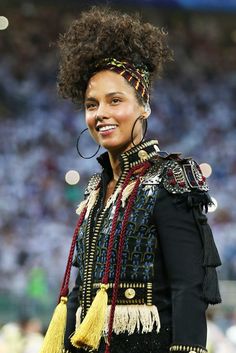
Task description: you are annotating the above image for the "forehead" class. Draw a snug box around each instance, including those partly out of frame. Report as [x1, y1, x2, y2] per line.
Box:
[85, 70, 135, 98]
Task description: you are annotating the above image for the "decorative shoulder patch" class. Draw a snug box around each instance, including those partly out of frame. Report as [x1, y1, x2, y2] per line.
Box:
[140, 157, 208, 194]
[84, 173, 101, 196]
[162, 159, 209, 194]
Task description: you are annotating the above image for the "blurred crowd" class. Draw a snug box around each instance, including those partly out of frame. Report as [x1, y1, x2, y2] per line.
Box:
[1, 315, 236, 353]
[0, 4, 236, 350]
[0, 318, 44, 353]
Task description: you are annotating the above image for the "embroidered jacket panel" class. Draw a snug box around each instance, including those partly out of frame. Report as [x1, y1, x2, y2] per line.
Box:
[75, 179, 159, 281]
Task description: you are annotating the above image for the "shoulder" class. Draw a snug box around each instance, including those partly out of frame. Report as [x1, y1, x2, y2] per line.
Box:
[76, 173, 101, 216]
[84, 173, 101, 197]
[142, 152, 208, 194]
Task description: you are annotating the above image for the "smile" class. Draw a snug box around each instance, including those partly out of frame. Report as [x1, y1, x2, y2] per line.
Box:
[97, 124, 117, 132]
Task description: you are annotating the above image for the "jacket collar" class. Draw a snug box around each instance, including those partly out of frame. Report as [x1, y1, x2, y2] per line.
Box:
[97, 139, 160, 177]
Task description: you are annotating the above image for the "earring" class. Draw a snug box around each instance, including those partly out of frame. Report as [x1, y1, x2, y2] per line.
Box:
[131, 116, 148, 147]
[76, 128, 101, 159]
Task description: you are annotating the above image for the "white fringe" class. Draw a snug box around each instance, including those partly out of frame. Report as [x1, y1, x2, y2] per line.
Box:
[86, 188, 100, 218]
[76, 179, 136, 216]
[75, 304, 160, 335]
[121, 181, 136, 208]
[75, 188, 100, 219]
[104, 186, 122, 211]
[75, 306, 82, 330]
[75, 199, 87, 215]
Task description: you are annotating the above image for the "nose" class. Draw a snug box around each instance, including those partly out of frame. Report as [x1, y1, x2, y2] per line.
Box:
[95, 115, 104, 123]
[95, 103, 109, 122]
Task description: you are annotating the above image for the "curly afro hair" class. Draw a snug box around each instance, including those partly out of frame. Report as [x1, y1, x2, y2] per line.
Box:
[57, 6, 173, 106]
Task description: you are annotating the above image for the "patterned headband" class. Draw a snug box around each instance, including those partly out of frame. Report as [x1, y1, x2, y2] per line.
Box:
[96, 58, 150, 103]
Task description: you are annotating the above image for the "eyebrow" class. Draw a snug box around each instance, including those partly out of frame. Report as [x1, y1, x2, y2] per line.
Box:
[85, 91, 125, 102]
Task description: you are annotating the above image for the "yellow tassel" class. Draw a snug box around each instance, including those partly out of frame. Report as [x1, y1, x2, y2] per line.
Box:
[39, 296, 67, 353]
[70, 284, 108, 351]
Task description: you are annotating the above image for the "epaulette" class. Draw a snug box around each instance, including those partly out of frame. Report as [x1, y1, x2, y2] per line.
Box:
[162, 158, 208, 193]
[141, 155, 209, 194]
[84, 173, 101, 197]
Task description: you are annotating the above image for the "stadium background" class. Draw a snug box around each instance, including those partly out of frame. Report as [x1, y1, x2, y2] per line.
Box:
[0, 0, 236, 351]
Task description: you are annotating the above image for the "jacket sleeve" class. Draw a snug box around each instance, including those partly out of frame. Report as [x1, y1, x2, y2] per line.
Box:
[152, 163, 221, 353]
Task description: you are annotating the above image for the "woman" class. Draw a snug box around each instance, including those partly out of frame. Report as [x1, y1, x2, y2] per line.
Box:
[40, 7, 221, 353]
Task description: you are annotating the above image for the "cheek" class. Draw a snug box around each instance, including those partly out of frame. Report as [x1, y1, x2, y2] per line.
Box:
[84, 114, 98, 141]
[85, 113, 94, 129]
[115, 106, 139, 125]
[117, 105, 144, 136]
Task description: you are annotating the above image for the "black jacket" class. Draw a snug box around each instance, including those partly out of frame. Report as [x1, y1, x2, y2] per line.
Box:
[64, 140, 221, 353]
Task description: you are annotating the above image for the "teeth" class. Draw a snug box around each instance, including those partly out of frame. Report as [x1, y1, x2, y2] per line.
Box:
[99, 125, 116, 132]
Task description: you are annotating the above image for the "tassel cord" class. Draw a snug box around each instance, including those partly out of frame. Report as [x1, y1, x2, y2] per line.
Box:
[70, 166, 143, 350]
[40, 207, 87, 353]
[70, 162, 151, 352]
[59, 207, 87, 299]
[105, 162, 151, 352]
[102, 162, 150, 285]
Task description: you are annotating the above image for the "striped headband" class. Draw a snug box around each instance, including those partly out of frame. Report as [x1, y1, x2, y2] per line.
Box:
[96, 58, 150, 103]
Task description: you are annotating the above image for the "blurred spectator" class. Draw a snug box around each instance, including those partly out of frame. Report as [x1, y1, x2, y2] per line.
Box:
[207, 310, 236, 352]
[0, 323, 23, 353]
[0, 318, 44, 353]
[20, 318, 44, 353]
[207, 320, 236, 353]
[226, 325, 236, 347]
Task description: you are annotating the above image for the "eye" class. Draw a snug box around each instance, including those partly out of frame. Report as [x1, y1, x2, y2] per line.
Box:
[111, 97, 121, 104]
[85, 102, 97, 110]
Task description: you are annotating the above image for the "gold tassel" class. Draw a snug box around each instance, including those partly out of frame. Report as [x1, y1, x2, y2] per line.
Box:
[39, 296, 67, 353]
[70, 284, 108, 351]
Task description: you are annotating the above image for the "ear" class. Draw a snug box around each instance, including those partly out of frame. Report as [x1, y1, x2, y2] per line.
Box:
[141, 103, 151, 119]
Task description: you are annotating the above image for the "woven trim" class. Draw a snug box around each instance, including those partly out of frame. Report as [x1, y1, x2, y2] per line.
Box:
[169, 344, 207, 352]
[90, 282, 153, 305]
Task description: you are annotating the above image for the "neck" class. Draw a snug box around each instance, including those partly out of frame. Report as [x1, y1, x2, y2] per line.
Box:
[107, 136, 146, 181]
[108, 152, 121, 181]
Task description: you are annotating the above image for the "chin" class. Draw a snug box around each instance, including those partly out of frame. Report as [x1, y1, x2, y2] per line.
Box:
[103, 141, 133, 155]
